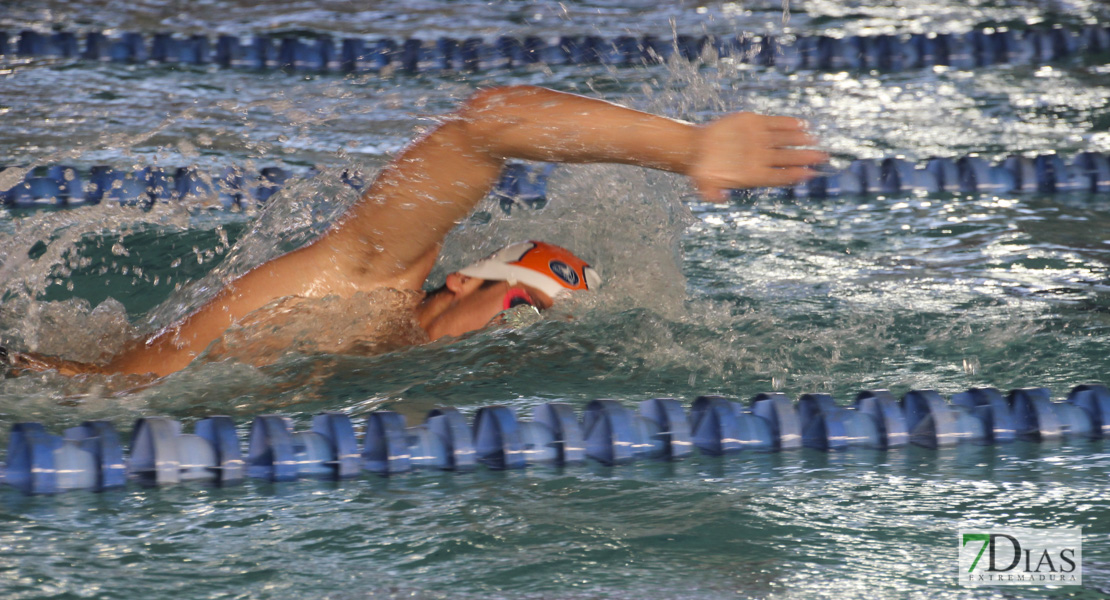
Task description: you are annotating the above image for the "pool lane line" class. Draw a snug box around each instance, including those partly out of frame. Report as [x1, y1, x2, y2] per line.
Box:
[2, 152, 1107, 211]
[0, 162, 552, 212]
[2, 384, 1107, 494]
[1, 24, 1108, 75]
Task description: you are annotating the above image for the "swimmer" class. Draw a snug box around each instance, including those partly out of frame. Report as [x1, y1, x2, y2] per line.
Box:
[4, 85, 826, 378]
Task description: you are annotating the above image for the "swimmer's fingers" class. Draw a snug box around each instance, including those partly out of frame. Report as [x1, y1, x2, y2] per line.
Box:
[770, 148, 829, 168]
[694, 166, 819, 202]
[763, 115, 810, 131]
[770, 129, 820, 149]
[693, 180, 728, 203]
[756, 166, 821, 188]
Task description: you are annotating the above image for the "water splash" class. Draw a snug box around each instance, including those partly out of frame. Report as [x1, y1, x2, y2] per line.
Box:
[142, 169, 363, 331]
[0, 205, 189, 354]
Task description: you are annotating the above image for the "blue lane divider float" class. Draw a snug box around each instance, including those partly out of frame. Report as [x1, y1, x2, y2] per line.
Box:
[799, 393, 881, 450]
[246, 413, 360, 481]
[690, 395, 773, 455]
[4, 383, 1109, 495]
[950, 388, 1017, 443]
[3, 421, 127, 494]
[0, 162, 554, 212]
[130, 416, 243, 485]
[2, 24, 1108, 74]
[903, 389, 986, 448]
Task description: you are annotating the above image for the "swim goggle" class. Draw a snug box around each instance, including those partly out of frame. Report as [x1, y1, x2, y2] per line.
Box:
[502, 287, 539, 311]
[492, 287, 544, 329]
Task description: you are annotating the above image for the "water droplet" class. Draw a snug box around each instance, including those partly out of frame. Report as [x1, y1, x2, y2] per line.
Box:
[963, 357, 980, 375]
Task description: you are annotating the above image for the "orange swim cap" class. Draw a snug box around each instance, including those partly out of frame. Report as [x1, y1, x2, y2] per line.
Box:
[458, 241, 601, 299]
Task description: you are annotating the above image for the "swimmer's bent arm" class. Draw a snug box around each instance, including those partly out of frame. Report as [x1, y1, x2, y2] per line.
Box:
[102, 86, 823, 377]
[321, 85, 826, 285]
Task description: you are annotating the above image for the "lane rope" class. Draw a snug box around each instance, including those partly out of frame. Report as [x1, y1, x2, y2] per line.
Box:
[3, 151, 1107, 212]
[1, 24, 1107, 74]
[3, 384, 1108, 494]
[0, 162, 552, 213]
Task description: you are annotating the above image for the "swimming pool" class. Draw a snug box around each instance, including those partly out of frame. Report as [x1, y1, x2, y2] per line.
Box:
[2, 0, 1110, 598]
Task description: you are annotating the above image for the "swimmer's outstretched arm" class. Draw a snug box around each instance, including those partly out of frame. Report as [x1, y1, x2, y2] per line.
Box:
[104, 86, 824, 376]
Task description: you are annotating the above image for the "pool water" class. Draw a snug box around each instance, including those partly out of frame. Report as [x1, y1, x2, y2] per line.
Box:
[2, 1, 1110, 598]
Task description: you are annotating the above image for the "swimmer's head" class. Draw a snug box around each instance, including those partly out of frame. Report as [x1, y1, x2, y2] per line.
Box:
[418, 241, 600, 340]
[457, 241, 601, 299]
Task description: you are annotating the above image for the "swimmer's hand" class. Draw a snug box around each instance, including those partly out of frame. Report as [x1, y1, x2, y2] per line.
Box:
[689, 113, 828, 202]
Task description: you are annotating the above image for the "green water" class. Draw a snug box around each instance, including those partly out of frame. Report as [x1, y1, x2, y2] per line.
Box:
[3, 0, 1110, 598]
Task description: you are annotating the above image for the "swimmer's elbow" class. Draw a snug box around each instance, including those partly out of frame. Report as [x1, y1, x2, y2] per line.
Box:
[460, 85, 545, 115]
[455, 86, 545, 151]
